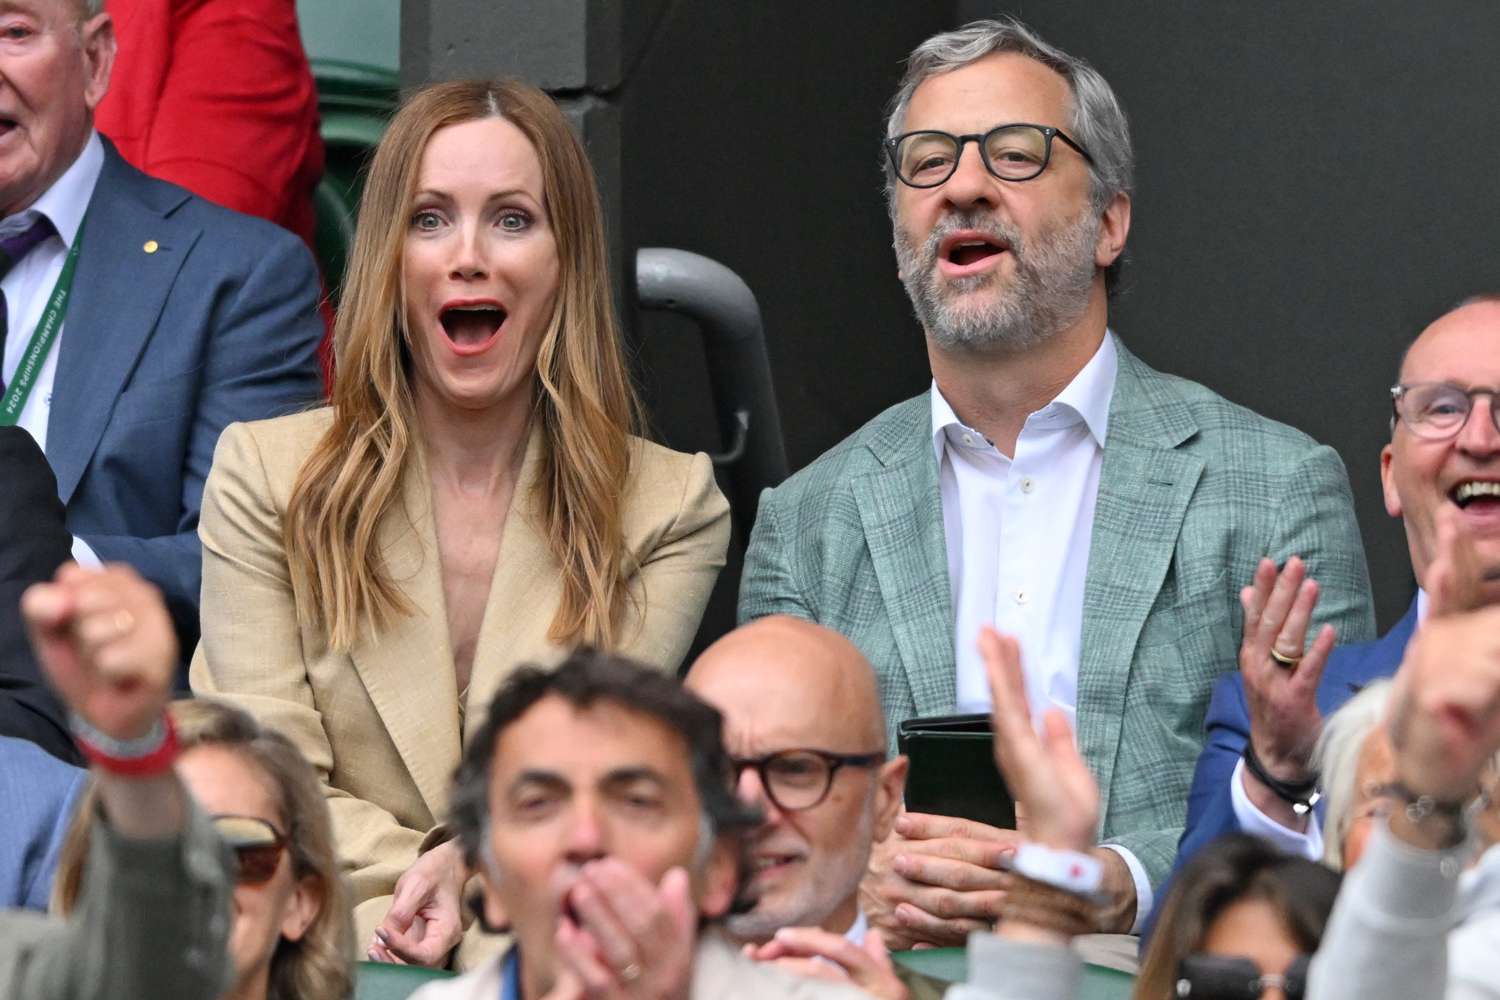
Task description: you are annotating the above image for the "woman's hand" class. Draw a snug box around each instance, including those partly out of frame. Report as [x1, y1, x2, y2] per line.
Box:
[370, 838, 470, 966]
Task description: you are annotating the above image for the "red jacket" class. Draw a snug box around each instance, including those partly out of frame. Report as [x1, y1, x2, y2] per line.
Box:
[96, 0, 325, 254]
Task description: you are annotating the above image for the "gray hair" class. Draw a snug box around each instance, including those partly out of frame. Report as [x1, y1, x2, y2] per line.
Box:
[883, 17, 1134, 294]
[1313, 680, 1392, 871]
[78, 0, 106, 18]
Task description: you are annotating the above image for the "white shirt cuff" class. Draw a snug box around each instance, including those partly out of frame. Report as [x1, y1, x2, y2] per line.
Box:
[1099, 844, 1153, 933]
[1230, 757, 1323, 859]
[70, 536, 102, 568]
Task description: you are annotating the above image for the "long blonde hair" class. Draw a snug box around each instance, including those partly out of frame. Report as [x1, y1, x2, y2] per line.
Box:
[54, 699, 355, 1000]
[283, 79, 642, 652]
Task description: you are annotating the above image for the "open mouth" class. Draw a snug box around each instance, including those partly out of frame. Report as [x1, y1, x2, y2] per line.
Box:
[751, 852, 802, 875]
[439, 302, 506, 349]
[1451, 480, 1500, 511]
[947, 238, 1006, 267]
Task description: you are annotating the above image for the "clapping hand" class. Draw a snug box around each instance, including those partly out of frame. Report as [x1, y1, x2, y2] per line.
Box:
[1238, 555, 1337, 797]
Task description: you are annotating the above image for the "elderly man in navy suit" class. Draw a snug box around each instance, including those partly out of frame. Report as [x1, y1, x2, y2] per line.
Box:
[1168, 296, 1500, 881]
[0, 0, 323, 650]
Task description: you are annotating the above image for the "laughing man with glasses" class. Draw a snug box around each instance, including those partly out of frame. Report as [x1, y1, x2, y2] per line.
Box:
[1167, 295, 1500, 913]
[739, 16, 1375, 948]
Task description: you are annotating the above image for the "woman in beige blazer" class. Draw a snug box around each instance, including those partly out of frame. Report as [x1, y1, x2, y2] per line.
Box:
[189, 79, 730, 960]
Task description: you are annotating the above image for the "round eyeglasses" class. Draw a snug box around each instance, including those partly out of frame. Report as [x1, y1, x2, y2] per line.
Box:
[730, 748, 885, 812]
[1390, 382, 1500, 440]
[885, 122, 1095, 189]
[212, 815, 290, 886]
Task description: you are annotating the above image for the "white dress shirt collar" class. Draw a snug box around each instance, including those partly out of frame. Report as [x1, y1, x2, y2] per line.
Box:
[0, 130, 104, 246]
[842, 909, 868, 946]
[930, 331, 1118, 456]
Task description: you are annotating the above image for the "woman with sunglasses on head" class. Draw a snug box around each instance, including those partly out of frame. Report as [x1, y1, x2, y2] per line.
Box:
[53, 699, 354, 1000]
[189, 76, 731, 968]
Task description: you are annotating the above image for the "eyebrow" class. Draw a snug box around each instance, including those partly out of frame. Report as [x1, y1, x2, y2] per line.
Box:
[506, 765, 671, 795]
[412, 188, 538, 204]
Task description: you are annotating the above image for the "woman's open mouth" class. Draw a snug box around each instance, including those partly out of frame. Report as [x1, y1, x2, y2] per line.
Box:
[439, 301, 507, 354]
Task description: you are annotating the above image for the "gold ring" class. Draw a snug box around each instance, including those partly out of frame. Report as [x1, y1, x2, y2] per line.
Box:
[1269, 647, 1301, 669]
[619, 962, 642, 983]
[113, 609, 136, 636]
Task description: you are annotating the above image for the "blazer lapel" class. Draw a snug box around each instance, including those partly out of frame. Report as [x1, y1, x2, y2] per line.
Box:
[850, 397, 955, 718]
[1077, 346, 1204, 809]
[464, 427, 560, 723]
[348, 451, 462, 821]
[48, 143, 198, 503]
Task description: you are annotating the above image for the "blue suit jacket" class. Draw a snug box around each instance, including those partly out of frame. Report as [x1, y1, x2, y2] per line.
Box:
[1147, 597, 1419, 942]
[0, 735, 85, 911]
[48, 141, 323, 641]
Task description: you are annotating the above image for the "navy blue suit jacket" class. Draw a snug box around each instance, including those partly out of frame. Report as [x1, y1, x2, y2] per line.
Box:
[49, 140, 323, 643]
[0, 734, 85, 911]
[1148, 598, 1419, 943]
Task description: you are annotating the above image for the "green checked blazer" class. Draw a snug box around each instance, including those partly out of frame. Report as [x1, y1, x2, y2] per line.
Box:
[738, 341, 1375, 890]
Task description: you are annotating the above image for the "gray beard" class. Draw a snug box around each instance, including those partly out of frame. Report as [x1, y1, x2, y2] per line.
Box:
[895, 207, 1101, 352]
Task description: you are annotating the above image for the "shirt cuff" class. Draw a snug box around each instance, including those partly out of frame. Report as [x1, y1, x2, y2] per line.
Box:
[1099, 844, 1153, 933]
[71, 535, 103, 568]
[1230, 757, 1324, 859]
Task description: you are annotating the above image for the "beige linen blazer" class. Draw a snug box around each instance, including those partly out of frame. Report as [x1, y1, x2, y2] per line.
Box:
[189, 408, 731, 940]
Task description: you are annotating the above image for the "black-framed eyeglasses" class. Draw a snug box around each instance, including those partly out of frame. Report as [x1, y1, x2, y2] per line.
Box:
[885, 123, 1095, 189]
[1390, 382, 1500, 440]
[212, 815, 290, 886]
[1174, 954, 1310, 1000]
[730, 748, 885, 812]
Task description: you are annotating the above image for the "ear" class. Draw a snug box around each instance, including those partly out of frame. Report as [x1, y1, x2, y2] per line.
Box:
[1380, 442, 1404, 519]
[694, 838, 739, 920]
[80, 12, 116, 112]
[279, 875, 323, 943]
[1093, 191, 1131, 269]
[872, 756, 909, 842]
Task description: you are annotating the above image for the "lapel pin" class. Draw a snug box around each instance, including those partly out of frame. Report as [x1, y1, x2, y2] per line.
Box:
[143, 240, 159, 254]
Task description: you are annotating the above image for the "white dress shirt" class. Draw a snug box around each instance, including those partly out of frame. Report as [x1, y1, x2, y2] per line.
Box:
[935, 332, 1116, 728]
[1230, 588, 1429, 858]
[932, 333, 1154, 928]
[0, 132, 105, 566]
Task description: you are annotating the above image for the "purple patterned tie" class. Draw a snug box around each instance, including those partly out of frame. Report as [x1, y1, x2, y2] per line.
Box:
[0, 214, 57, 396]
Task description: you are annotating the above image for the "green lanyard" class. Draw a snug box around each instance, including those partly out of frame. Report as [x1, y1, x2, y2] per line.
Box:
[0, 220, 85, 426]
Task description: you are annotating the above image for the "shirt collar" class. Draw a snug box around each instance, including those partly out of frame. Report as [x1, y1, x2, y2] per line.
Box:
[843, 909, 869, 946]
[0, 130, 104, 248]
[930, 331, 1119, 459]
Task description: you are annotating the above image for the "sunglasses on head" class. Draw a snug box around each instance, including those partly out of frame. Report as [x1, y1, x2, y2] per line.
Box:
[1175, 954, 1311, 1000]
[211, 815, 289, 886]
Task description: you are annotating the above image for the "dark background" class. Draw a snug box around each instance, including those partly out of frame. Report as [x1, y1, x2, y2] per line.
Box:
[615, 1, 1500, 650]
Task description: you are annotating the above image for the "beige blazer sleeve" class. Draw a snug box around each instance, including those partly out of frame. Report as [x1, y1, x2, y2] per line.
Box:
[189, 418, 429, 923]
[616, 444, 732, 671]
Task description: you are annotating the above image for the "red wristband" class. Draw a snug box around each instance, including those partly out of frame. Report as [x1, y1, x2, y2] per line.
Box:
[73, 713, 179, 777]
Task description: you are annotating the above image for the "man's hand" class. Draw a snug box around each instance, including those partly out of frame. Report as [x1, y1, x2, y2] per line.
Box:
[553, 860, 697, 1000]
[22, 562, 178, 741]
[1387, 605, 1500, 810]
[981, 628, 1097, 852]
[1426, 504, 1487, 619]
[22, 563, 184, 840]
[980, 627, 1136, 934]
[861, 812, 1019, 949]
[370, 838, 470, 966]
[1235, 556, 1336, 828]
[746, 928, 908, 1000]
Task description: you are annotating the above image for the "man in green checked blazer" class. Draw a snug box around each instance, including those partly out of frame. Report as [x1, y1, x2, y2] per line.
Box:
[738, 17, 1374, 950]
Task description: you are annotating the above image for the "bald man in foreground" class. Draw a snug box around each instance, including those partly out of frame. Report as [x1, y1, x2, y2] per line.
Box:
[687, 617, 944, 1000]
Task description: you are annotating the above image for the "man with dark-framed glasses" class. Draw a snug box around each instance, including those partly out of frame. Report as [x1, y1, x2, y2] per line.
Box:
[1169, 295, 1500, 895]
[686, 616, 946, 1000]
[740, 14, 1374, 947]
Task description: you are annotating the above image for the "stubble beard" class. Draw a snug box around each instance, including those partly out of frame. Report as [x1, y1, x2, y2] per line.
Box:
[895, 206, 1103, 353]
